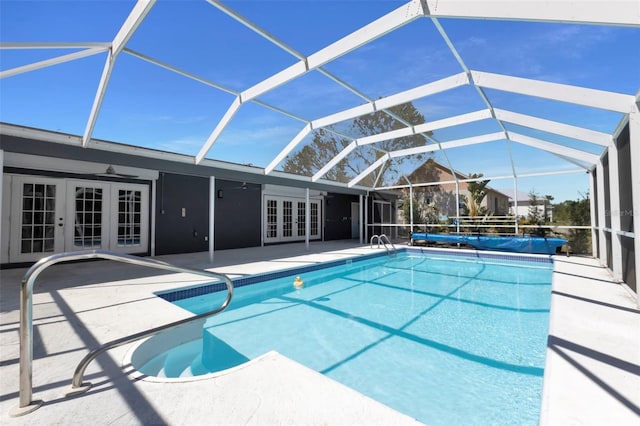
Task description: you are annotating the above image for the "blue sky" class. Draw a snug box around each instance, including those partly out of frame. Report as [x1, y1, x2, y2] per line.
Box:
[1, 0, 639, 202]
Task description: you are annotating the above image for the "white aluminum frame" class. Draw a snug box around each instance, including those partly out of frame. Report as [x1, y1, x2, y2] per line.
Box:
[82, 0, 156, 148]
[1, 0, 639, 293]
[629, 100, 640, 306]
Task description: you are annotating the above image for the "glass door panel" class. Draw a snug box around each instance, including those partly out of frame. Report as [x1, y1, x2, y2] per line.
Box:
[310, 202, 319, 238]
[263, 196, 321, 243]
[283, 200, 293, 238]
[373, 200, 392, 237]
[65, 181, 109, 250]
[266, 199, 278, 239]
[10, 177, 65, 262]
[109, 184, 149, 253]
[297, 202, 306, 237]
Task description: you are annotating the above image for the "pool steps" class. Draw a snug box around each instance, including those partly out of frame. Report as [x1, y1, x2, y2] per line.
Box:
[10, 250, 234, 417]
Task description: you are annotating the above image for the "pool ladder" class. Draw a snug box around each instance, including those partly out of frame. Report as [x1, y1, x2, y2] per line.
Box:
[10, 249, 234, 417]
[370, 234, 398, 256]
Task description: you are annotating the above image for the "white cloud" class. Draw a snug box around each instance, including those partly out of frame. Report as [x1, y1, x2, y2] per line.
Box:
[154, 136, 207, 155]
[144, 114, 210, 125]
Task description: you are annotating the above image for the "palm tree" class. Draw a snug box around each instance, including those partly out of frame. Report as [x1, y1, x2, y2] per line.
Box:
[465, 173, 490, 217]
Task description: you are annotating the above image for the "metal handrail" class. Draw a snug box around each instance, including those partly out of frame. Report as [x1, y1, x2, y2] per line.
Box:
[378, 234, 398, 255]
[378, 234, 398, 253]
[370, 234, 397, 255]
[10, 249, 234, 417]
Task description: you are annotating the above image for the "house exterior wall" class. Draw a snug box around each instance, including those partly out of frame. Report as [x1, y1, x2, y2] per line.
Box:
[509, 201, 551, 221]
[0, 128, 378, 266]
[324, 193, 359, 240]
[214, 179, 262, 250]
[484, 191, 510, 216]
[155, 173, 210, 255]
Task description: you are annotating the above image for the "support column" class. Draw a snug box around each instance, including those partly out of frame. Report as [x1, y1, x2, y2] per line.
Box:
[513, 176, 519, 235]
[260, 187, 265, 247]
[629, 101, 640, 307]
[305, 188, 310, 250]
[359, 194, 363, 244]
[393, 200, 398, 240]
[364, 193, 369, 243]
[607, 138, 623, 281]
[409, 184, 414, 234]
[455, 181, 460, 234]
[209, 176, 215, 263]
[150, 179, 156, 257]
[596, 162, 608, 268]
[589, 170, 598, 256]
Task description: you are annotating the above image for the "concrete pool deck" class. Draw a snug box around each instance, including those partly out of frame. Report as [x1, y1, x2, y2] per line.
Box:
[0, 241, 638, 425]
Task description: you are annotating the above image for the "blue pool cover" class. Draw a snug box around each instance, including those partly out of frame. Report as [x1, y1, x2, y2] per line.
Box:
[411, 233, 567, 255]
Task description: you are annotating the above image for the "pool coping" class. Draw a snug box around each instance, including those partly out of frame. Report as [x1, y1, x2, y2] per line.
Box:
[150, 246, 639, 425]
[540, 255, 639, 425]
[1, 241, 637, 425]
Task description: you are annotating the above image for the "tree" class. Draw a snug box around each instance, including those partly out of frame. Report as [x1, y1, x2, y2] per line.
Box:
[552, 192, 591, 254]
[402, 195, 424, 227]
[544, 194, 554, 222]
[465, 173, 490, 217]
[527, 190, 544, 226]
[401, 192, 439, 232]
[554, 193, 590, 226]
[282, 102, 428, 186]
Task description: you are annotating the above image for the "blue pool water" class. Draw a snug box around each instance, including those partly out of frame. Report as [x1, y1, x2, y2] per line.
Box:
[148, 251, 553, 425]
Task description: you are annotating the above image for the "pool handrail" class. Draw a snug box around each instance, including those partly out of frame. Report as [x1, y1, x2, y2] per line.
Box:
[370, 234, 397, 255]
[10, 249, 234, 417]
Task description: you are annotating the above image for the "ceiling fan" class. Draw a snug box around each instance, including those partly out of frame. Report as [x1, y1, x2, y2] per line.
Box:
[231, 181, 260, 191]
[81, 165, 139, 179]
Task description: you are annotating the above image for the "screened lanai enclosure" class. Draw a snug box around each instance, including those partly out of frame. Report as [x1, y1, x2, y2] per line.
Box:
[1, 1, 639, 299]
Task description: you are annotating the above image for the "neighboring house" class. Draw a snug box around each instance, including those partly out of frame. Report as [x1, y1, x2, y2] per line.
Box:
[499, 189, 553, 221]
[397, 159, 510, 225]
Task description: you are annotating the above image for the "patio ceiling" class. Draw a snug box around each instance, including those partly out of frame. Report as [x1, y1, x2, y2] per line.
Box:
[1, 0, 639, 195]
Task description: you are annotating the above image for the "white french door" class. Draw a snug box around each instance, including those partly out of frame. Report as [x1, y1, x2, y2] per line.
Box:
[8, 175, 149, 262]
[264, 196, 321, 243]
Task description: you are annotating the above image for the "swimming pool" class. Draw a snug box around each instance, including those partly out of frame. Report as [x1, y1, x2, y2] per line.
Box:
[146, 250, 553, 425]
